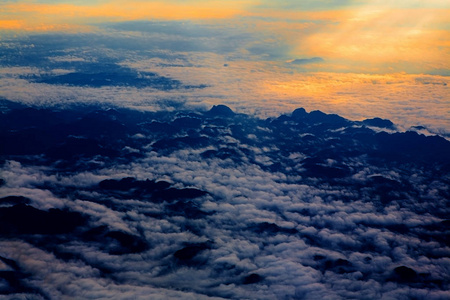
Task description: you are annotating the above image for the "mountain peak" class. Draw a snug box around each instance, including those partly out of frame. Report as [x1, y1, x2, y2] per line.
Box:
[362, 117, 395, 129]
[206, 105, 235, 117]
[291, 108, 307, 119]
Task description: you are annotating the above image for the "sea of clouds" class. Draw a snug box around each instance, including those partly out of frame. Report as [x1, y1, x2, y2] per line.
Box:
[0, 103, 448, 299]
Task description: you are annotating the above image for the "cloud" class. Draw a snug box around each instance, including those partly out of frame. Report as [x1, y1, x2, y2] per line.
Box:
[27, 63, 200, 91]
[296, 7, 450, 74]
[2, 0, 449, 75]
[0, 0, 255, 32]
[259, 2, 338, 11]
[1, 20, 449, 135]
[1, 65, 450, 300]
[288, 57, 324, 65]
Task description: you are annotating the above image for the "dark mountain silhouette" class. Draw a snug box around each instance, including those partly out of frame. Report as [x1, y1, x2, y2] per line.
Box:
[206, 104, 235, 117]
[362, 117, 395, 129]
[0, 204, 86, 235]
[1, 102, 449, 168]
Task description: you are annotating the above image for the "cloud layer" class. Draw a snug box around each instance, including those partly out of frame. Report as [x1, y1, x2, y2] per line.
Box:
[0, 29, 449, 136]
[0, 102, 449, 299]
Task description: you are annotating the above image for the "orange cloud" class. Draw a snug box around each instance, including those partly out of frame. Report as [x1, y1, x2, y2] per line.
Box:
[293, 8, 450, 73]
[0, 20, 25, 30]
[0, 0, 255, 32]
[1, 1, 448, 74]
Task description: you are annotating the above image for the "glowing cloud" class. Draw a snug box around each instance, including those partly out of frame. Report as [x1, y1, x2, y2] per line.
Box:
[295, 8, 450, 73]
[1, 0, 448, 74]
[0, 0, 255, 31]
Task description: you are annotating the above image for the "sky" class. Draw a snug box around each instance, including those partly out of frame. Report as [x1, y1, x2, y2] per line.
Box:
[0, 0, 449, 133]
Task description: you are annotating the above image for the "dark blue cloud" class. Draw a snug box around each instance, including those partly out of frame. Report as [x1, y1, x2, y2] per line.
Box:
[26, 63, 202, 90]
[289, 57, 324, 65]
